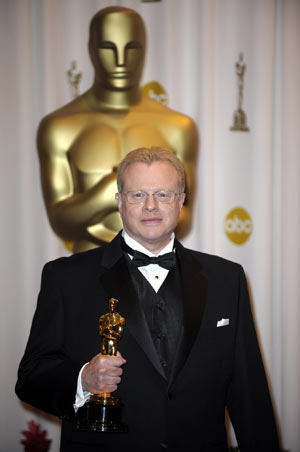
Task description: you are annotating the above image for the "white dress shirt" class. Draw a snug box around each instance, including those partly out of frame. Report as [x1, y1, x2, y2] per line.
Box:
[122, 230, 175, 292]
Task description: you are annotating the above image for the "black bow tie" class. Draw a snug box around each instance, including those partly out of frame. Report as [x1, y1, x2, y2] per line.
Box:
[121, 239, 176, 270]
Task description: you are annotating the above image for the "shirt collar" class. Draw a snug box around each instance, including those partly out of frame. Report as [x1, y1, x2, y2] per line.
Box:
[122, 230, 175, 257]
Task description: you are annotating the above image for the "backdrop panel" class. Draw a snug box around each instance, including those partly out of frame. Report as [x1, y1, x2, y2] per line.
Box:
[1, 0, 299, 450]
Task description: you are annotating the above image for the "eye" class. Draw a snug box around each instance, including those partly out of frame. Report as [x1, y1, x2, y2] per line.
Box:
[125, 41, 142, 50]
[156, 191, 169, 200]
[133, 191, 146, 199]
[99, 41, 116, 50]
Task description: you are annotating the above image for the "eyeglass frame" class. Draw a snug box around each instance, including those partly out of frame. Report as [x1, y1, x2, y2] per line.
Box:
[120, 190, 184, 204]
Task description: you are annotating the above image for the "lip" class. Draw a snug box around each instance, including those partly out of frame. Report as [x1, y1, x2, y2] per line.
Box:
[141, 218, 162, 225]
[110, 72, 131, 79]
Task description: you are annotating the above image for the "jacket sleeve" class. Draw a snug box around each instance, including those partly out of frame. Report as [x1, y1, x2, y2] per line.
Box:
[15, 261, 85, 419]
[226, 266, 280, 451]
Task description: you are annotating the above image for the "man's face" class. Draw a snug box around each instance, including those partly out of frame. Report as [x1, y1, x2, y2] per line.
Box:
[116, 161, 185, 253]
[89, 11, 145, 90]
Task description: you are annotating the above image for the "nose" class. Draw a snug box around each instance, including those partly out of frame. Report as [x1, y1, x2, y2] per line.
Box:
[143, 194, 158, 211]
[116, 46, 126, 66]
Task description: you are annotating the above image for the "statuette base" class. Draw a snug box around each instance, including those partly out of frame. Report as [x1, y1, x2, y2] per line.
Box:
[76, 395, 128, 433]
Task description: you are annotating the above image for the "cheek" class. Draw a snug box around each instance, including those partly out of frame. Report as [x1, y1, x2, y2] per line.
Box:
[120, 204, 139, 221]
[173, 205, 184, 223]
[162, 206, 181, 222]
[97, 50, 115, 71]
[127, 49, 144, 70]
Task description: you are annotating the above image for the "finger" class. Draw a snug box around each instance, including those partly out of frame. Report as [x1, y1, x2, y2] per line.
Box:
[97, 354, 126, 368]
[94, 369, 122, 393]
[83, 369, 121, 394]
[97, 383, 118, 394]
[116, 351, 127, 363]
[105, 365, 123, 377]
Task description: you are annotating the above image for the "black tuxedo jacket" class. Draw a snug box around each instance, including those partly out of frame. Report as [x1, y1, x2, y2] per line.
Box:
[16, 233, 279, 451]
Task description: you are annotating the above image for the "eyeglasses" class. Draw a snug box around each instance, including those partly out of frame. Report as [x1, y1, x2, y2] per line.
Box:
[121, 190, 181, 204]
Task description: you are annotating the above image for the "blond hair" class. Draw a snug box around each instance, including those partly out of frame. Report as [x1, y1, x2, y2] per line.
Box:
[117, 146, 185, 193]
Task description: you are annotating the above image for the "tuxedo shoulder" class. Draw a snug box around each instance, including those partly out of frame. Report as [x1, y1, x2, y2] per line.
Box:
[42, 246, 104, 274]
[184, 247, 243, 274]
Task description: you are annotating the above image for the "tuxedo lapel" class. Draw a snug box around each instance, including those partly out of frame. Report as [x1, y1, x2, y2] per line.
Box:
[98, 233, 166, 379]
[169, 241, 208, 385]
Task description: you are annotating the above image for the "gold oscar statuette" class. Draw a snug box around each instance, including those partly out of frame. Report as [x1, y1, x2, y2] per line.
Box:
[37, 6, 198, 253]
[77, 298, 127, 432]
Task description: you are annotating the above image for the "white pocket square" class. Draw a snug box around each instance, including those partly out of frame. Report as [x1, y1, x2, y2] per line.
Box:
[217, 318, 230, 327]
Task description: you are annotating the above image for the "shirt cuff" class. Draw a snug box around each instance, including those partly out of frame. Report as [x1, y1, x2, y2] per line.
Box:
[73, 363, 92, 412]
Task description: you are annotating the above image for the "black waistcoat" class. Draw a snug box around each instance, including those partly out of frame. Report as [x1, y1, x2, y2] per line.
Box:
[126, 257, 183, 380]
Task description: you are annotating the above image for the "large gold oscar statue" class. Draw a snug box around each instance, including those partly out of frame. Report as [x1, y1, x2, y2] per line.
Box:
[37, 6, 198, 253]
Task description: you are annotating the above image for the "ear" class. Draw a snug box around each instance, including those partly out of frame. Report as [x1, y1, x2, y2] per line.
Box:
[115, 192, 122, 211]
[179, 193, 186, 208]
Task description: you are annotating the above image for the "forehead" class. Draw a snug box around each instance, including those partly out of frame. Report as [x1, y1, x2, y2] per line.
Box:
[122, 161, 179, 190]
[93, 12, 145, 44]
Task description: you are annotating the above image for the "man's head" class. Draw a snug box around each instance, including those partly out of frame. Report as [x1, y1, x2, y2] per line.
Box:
[116, 147, 186, 253]
[89, 7, 146, 90]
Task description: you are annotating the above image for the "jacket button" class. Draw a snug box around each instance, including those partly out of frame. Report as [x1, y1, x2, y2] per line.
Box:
[160, 442, 168, 449]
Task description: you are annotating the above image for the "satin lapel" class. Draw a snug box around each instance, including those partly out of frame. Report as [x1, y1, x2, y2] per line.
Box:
[169, 241, 208, 385]
[98, 235, 166, 380]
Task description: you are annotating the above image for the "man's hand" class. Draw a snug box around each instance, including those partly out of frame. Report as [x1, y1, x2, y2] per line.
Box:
[81, 351, 126, 394]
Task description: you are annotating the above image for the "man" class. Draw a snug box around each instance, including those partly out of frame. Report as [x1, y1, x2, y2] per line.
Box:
[16, 147, 280, 451]
[37, 6, 197, 253]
